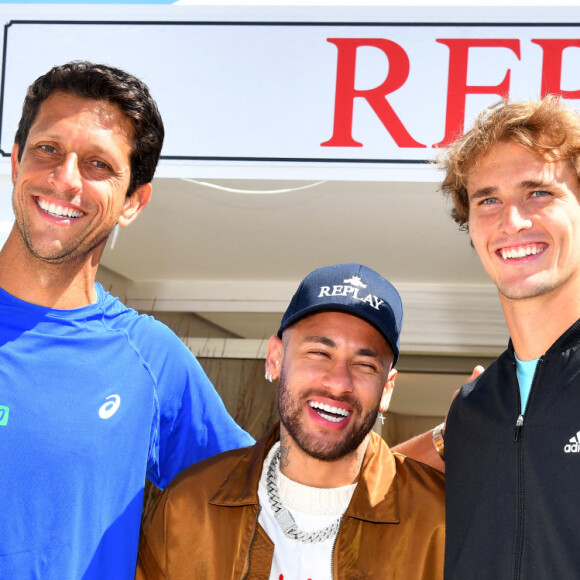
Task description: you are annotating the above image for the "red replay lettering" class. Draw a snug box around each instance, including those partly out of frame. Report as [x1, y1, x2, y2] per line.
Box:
[434, 39, 520, 147]
[321, 38, 426, 148]
[322, 36, 580, 150]
[531, 39, 580, 99]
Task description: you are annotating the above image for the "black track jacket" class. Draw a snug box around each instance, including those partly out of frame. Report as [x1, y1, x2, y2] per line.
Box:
[445, 319, 580, 580]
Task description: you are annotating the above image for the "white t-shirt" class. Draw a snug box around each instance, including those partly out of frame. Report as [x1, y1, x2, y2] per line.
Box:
[258, 442, 357, 580]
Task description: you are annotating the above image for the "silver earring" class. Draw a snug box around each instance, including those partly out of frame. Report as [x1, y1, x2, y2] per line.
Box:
[378, 412, 385, 425]
[109, 223, 120, 250]
[265, 372, 273, 383]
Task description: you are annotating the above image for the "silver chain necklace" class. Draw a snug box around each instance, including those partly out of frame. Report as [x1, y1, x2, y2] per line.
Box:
[266, 448, 341, 544]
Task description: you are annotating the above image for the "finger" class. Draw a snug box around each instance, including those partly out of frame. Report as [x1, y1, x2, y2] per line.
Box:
[468, 365, 485, 382]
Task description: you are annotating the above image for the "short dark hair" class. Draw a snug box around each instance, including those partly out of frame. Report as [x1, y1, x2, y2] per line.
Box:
[14, 60, 164, 196]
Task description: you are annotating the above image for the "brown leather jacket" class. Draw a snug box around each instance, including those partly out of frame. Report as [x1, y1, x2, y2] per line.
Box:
[137, 425, 445, 579]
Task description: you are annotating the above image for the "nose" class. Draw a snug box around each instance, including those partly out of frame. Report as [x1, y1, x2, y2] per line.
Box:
[49, 153, 82, 193]
[501, 203, 532, 234]
[321, 360, 354, 395]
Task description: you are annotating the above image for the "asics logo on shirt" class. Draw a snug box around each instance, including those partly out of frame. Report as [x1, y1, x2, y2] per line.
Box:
[99, 395, 121, 419]
[564, 431, 580, 453]
[0, 405, 9, 426]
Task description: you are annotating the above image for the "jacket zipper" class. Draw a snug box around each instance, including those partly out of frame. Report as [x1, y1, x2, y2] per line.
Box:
[330, 519, 343, 580]
[512, 355, 544, 580]
[513, 412, 525, 580]
[241, 505, 261, 580]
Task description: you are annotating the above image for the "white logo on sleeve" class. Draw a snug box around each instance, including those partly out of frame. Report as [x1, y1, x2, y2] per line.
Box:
[564, 431, 580, 453]
[99, 395, 121, 419]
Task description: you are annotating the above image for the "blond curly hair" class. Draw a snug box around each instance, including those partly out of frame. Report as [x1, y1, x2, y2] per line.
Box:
[439, 95, 580, 230]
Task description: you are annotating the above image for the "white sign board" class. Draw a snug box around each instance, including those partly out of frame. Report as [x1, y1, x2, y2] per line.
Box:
[0, 6, 579, 180]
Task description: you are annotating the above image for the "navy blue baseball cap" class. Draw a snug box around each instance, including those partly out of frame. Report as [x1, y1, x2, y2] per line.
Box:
[277, 264, 403, 364]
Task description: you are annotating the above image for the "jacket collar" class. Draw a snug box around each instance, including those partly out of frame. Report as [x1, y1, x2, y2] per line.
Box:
[344, 430, 399, 524]
[210, 423, 400, 524]
[507, 317, 580, 361]
[209, 424, 280, 507]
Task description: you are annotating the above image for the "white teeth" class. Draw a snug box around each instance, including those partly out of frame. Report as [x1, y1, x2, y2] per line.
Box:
[501, 245, 544, 260]
[37, 198, 83, 219]
[308, 400, 350, 422]
[316, 412, 344, 423]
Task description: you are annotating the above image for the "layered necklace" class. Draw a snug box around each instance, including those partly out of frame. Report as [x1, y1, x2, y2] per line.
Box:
[265, 449, 341, 544]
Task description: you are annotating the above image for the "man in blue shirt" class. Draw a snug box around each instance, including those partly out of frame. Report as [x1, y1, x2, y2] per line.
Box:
[0, 61, 253, 579]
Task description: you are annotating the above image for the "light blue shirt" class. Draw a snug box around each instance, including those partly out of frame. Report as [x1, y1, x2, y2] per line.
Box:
[515, 353, 539, 414]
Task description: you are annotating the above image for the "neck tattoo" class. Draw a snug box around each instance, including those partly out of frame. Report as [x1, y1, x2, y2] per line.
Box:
[266, 448, 341, 544]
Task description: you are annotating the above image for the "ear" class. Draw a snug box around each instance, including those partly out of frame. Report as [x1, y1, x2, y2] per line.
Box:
[379, 368, 397, 413]
[265, 335, 284, 381]
[11, 144, 20, 185]
[117, 183, 152, 228]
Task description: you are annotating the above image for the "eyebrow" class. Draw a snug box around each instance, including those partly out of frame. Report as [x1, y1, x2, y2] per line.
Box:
[303, 336, 381, 359]
[520, 179, 554, 190]
[468, 186, 497, 203]
[30, 129, 126, 156]
[304, 336, 336, 348]
[357, 347, 381, 359]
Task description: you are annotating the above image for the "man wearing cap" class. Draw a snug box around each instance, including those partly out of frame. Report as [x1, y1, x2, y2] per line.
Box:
[136, 264, 445, 580]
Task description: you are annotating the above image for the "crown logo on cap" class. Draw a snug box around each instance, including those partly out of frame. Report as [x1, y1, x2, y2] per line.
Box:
[343, 276, 367, 288]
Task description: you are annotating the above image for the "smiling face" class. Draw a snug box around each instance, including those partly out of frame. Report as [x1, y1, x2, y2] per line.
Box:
[272, 311, 395, 462]
[467, 141, 580, 304]
[10, 91, 150, 266]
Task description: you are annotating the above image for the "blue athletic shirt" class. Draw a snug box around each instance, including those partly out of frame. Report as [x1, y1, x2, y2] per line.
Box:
[514, 352, 540, 414]
[0, 283, 254, 579]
